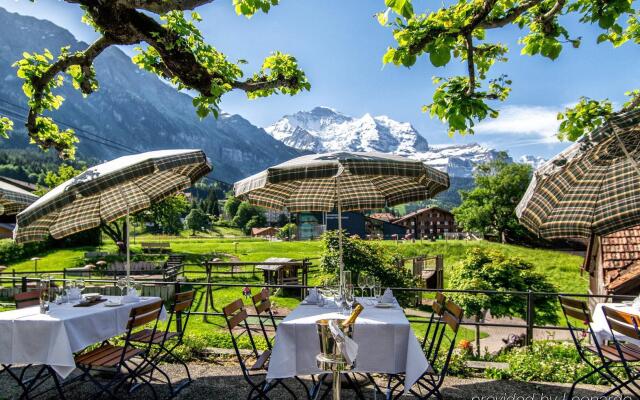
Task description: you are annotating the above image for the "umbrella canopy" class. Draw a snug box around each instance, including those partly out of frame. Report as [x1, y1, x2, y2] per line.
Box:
[0, 180, 38, 216]
[15, 149, 211, 243]
[516, 109, 640, 240]
[234, 151, 449, 211]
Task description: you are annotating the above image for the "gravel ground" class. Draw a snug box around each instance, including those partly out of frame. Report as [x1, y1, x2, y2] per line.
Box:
[0, 361, 630, 400]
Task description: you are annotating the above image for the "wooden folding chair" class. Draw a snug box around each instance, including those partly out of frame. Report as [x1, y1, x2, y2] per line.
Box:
[74, 299, 164, 399]
[384, 300, 464, 400]
[559, 296, 634, 398]
[130, 290, 195, 396]
[601, 306, 640, 397]
[223, 298, 299, 400]
[251, 288, 278, 350]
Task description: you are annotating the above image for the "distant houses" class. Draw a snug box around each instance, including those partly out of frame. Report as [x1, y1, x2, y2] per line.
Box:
[394, 206, 461, 240]
[251, 226, 279, 238]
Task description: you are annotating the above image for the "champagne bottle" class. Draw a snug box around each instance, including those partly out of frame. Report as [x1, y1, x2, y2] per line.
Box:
[342, 303, 364, 327]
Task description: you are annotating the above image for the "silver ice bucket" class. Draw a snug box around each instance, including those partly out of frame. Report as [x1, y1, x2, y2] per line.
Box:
[316, 318, 355, 372]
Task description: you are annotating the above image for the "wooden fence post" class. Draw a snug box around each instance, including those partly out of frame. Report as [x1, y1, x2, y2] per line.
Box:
[21, 276, 27, 292]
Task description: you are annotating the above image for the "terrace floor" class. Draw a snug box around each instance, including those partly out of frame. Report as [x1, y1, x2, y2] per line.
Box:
[1, 361, 629, 400]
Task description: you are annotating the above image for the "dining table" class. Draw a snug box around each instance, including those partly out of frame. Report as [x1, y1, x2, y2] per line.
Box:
[266, 297, 429, 395]
[590, 302, 640, 346]
[0, 295, 166, 379]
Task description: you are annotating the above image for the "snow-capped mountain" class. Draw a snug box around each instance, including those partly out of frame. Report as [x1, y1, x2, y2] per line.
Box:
[266, 107, 506, 178]
[266, 107, 429, 155]
[519, 155, 547, 170]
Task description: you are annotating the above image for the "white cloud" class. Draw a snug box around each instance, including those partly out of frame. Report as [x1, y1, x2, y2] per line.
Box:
[474, 105, 561, 144]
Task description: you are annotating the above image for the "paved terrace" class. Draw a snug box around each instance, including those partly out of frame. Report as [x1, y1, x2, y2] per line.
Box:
[1, 361, 631, 400]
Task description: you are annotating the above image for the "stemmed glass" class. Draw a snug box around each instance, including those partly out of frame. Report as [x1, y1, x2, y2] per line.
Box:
[366, 276, 376, 300]
[116, 278, 128, 303]
[76, 279, 85, 299]
[358, 274, 367, 298]
[344, 284, 355, 316]
[373, 278, 382, 301]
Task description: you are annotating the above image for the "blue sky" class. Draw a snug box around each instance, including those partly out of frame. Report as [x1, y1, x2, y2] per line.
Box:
[3, 0, 640, 160]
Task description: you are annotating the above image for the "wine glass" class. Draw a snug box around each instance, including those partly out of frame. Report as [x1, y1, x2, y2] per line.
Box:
[344, 284, 355, 316]
[76, 279, 85, 298]
[366, 276, 376, 300]
[116, 278, 128, 302]
[357, 273, 367, 298]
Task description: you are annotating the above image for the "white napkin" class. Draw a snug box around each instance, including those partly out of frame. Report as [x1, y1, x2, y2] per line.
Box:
[380, 288, 395, 304]
[122, 288, 140, 304]
[69, 288, 81, 300]
[328, 319, 358, 365]
[304, 288, 320, 304]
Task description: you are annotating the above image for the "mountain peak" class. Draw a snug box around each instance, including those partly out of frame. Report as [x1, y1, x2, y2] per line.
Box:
[266, 106, 508, 177]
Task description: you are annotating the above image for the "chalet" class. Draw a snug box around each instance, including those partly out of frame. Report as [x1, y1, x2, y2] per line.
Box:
[251, 226, 279, 238]
[394, 206, 460, 239]
[584, 227, 640, 309]
[295, 211, 406, 240]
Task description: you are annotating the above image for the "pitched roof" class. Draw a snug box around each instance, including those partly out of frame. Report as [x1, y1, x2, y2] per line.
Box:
[368, 212, 396, 222]
[600, 227, 640, 291]
[251, 227, 277, 236]
[395, 206, 453, 223]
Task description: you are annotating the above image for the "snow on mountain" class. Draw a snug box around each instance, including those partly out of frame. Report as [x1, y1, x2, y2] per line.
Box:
[266, 107, 506, 177]
[519, 155, 547, 170]
[266, 106, 429, 154]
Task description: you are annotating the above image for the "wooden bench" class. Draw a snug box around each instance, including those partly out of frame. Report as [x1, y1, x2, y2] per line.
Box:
[141, 242, 171, 254]
[163, 255, 184, 281]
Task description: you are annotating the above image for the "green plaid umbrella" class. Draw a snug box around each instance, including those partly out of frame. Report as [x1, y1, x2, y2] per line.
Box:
[15, 149, 211, 275]
[235, 151, 449, 291]
[517, 108, 640, 239]
[0, 180, 38, 216]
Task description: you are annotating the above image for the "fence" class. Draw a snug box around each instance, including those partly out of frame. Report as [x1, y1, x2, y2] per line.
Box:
[0, 274, 633, 354]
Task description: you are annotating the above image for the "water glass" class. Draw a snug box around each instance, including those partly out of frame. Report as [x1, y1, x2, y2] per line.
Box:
[76, 279, 85, 297]
[366, 276, 376, 299]
[39, 275, 51, 314]
[373, 279, 382, 299]
[344, 284, 355, 316]
[116, 278, 128, 302]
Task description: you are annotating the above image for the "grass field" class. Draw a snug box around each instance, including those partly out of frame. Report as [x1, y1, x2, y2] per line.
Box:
[0, 234, 585, 352]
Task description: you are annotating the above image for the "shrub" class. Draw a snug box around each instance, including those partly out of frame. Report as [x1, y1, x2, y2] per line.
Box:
[319, 230, 417, 306]
[486, 341, 607, 385]
[277, 223, 296, 240]
[0, 239, 49, 265]
[448, 247, 559, 325]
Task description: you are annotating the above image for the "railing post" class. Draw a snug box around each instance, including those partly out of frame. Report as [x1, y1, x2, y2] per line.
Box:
[63, 268, 66, 281]
[21, 276, 27, 292]
[174, 280, 182, 334]
[526, 290, 534, 346]
[12, 269, 16, 288]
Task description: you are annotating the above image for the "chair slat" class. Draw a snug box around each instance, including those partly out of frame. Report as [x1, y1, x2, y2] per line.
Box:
[223, 299, 244, 316]
[255, 299, 271, 315]
[228, 308, 249, 329]
[442, 311, 461, 332]
[445, 301, 463, 320]
[562, 305, 590, 322]
[174, 299, 193, 313]
[559, 296, 587, 310]
[175, 290, 195, 302]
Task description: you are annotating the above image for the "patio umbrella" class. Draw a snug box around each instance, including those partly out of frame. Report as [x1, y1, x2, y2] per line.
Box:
[14, 149, 211, 276]
[234, 151, 449, 292]
[516, 108, 640, 239]
[0, 180, 38, 216]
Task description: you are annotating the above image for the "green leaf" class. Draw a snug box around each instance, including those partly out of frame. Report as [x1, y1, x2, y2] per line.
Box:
[429, 46, 451, 67]
[385, 0, 414, 19]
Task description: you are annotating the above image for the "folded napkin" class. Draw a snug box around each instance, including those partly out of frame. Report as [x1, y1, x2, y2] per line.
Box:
[68, 288, 81, 300]
[380, 288, 395, 304]
[328, 319, 358, 365]
[304, 288, 320, 304]
[121, 288, 140, 304]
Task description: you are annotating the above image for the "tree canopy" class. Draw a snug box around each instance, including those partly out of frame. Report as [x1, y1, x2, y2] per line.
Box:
[379, 0, 640, 139]
[453, 153, 532, 241]
[0, 0, 309, 158]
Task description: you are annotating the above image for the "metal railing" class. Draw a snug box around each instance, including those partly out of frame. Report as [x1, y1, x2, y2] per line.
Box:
[0, 274, 632, 352]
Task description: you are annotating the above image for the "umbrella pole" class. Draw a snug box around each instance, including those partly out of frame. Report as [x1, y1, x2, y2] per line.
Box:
[336, 177, 344, 297]
[126, 211, 130, 279]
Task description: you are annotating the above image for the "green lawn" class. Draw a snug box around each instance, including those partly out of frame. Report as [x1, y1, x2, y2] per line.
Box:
[1, 236, 584, 353]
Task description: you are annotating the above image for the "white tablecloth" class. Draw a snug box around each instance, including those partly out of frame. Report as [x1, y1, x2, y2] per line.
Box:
[0, 296, 166, 378]
[591, 303, 640, 346]
[266, 298, 429, 393]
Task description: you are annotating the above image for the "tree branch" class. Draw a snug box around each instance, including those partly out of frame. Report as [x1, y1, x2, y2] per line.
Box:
[26, 35, 114, 148]
[542, 0, 566, 22]
[465, 33, 476, 96]
[125, 0, 215, 13]
[479, 0, 545, 29]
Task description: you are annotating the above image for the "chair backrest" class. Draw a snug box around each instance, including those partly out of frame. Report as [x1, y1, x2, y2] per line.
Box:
[603, 306, 640, 368]
[251, 288, 277, 350]
[422, 292, 447, 349]
[425, 300, 464, 381]
[223, 299, 260, 374]
[174, 290, 195, 334]
[559, 296, 601, 359]
[14, 290, 41, 309]
[127, 299, 164, 330]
